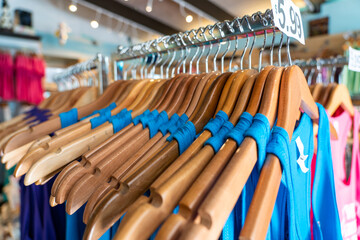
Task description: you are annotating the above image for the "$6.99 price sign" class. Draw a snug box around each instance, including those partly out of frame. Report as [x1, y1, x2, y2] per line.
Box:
[271, 0, 305, 45]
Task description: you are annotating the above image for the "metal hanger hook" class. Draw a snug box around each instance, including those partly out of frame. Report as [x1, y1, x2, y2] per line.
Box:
[258, 30, 267, 71]
[278, 32, 284, 66]
[286, 36, 292, 66]
[270, 28, 276, 66]
[221, 38, 231, 73]
[248, 33, 256, 69]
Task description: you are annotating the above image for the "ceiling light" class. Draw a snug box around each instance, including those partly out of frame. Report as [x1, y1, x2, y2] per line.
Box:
[90, 20, 99, 28]
[69, 4, 77, 12]
[146, 0, 153, 12]
[185, 14, 193, 23]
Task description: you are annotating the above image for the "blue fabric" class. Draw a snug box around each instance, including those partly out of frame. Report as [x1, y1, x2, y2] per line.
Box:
[204, 121, 234, 153]
[90, 115, 109, 129]
[171, 121, 196, 154]
[266, 111, 315, 240]
[80, 102, 117, 121]
[140, 110, 159, 129]
[311, 103, 342, 240]
[159, 114, 179, 136]
[233, 113, 272, 239]
[146, 111, 169, 138]
[109, 109, 133, 134]
[20, 175, 66, 240]
[59, 108, 78, 128]
[166, 114, 189, 142]
[220, 210, 235, 240]
[226, 112, 253, 146]
[168, 114, 188, 135]
[20, 116, 65, 240]
[244, 113, 271, 171]
[132, 109, 151, 125]
[203, 110, 229, 135]
[91, 108, 128, 129]
[66, 205, 110, 240]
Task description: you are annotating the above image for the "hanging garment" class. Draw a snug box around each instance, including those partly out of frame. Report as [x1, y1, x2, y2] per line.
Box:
[267, 109, 314, 240]
[328, 108, 359, 240]
[310, 103, 342, 240]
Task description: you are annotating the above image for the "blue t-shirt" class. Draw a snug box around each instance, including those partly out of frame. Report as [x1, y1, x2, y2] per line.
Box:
[267, 111, 314, 240]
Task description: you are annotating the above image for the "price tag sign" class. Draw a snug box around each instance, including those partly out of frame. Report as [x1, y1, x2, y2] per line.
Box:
[271, 0, 305, 45]
[349, 47, 360, 72]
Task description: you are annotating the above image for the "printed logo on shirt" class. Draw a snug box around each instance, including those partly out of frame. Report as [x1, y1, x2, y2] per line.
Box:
[341, 203, 357, 239]
[295, 137, 309, 173]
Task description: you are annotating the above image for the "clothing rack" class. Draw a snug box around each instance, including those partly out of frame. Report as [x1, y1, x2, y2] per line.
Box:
[53, 53, 109, 95]
[113, 9, 277, 78]
[293, 56, 348, 68]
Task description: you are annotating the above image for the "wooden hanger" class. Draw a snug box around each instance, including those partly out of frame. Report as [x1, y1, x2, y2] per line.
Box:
[78, 73, 214, 222]
[5, 81, 137, 172]
[10, 81, 140, 173]
[0, 91, 61, 131]
[23, 80, 165, 186]
[83, 71, 231, 240]
[112, 70, 257, 239]
[240, 65, 319, 240]
[49, 75, 184, 206]
[2, 80, 125, 154]
[9, 81, 145, 175]
[49, 76, 179, 206]
[319, 83, 335, 106]
[177, 66, 283, 240]
[64, 75, 196, 214]
[325, 83, 354, 117]
[156, 70, 269, 240]
[81, 72, 216, 222]
[311, 83, 323, 102]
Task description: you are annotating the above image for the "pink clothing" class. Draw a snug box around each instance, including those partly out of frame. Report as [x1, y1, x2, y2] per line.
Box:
[330, 109, 359, 240]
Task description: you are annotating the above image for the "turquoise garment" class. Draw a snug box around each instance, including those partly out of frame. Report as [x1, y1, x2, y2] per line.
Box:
[311, 103, 342, 239]
[267, 112, 314, 240]
[66, 206, 111, 240]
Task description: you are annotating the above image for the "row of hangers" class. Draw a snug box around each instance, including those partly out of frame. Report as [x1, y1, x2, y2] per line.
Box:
[0, 10, 353, 240]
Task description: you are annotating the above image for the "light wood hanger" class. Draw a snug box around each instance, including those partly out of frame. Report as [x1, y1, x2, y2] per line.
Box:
[50, 75, 184, 206]
[64, 75, 196, 214]
[10, 81, 145, 176]
[319, 83, 335, 106]
[311, 83, 323, 102]
[156, 71, 269, 240]
[5, 80, 138, 172]
[23, 80, 164, 186]
[113, 70, 257, 239]
[12, 83, 131, 176]
[49, 76, 179, 207]
[83, 71, 231, 240]
[325, 84, 354, 117]
[240, 65, 319, 240]
[81, 72, 216, 223]
[2, 80, 125, 154]
[177, 66, 283, 240]
[79, 73, 215, 222]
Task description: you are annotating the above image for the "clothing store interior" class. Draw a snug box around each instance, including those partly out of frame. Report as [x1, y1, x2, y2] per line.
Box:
[0, 0, 360, 239]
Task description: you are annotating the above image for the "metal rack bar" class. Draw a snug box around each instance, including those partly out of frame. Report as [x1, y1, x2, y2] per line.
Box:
[53, 54, 109, 94]
[114, 9, 277, 62]
[293, 56, 348, 68]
